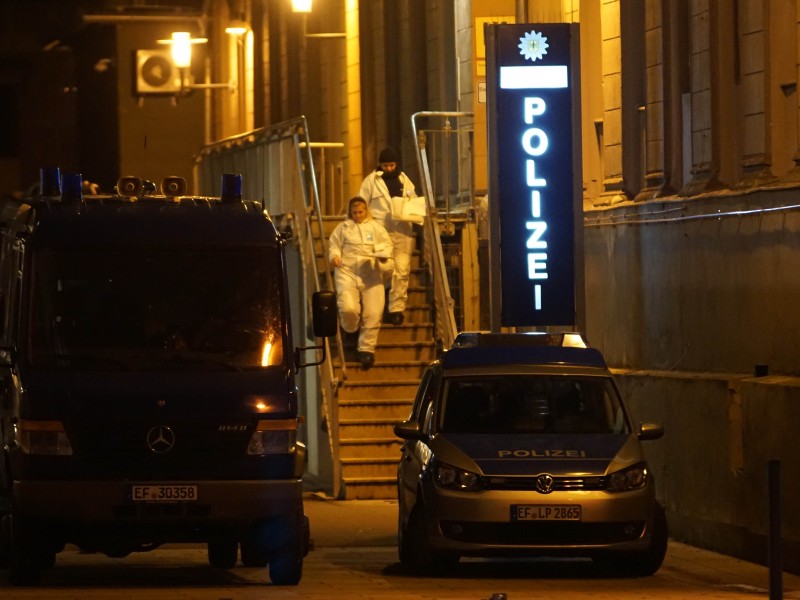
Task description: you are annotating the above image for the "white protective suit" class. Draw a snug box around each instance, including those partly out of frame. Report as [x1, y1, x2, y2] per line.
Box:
[358, 170, 417, 314]
[328, 216, 393, 354]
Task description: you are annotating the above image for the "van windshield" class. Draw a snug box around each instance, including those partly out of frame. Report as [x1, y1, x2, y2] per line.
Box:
[26, 247, 285, 371]
[440, 375, 628, 435]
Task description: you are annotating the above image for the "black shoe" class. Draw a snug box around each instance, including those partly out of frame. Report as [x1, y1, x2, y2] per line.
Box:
[387, 312, 404, 325]
[341, 328, 359, 350]
[358, 352, 375, 370]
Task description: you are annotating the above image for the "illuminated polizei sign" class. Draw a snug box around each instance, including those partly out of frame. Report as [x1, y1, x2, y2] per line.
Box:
[486, 24, 581, 327]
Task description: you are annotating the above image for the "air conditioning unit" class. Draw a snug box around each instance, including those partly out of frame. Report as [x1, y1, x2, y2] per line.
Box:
[135, 49, 181, 94]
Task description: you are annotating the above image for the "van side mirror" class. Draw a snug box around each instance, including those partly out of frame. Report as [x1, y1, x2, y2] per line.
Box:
[311, 290, 337, 338]
[294, 290, 338, 371]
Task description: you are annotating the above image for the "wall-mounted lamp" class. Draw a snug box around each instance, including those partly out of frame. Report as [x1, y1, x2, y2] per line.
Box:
[292, 0, 313, 13]
[292, 1, 345, 39]
[225, 19, 249, 36]
[157, 31, 235, 93]
[159, 31, 207, 69]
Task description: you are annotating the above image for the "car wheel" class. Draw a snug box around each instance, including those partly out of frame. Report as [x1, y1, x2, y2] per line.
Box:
[207, 540, 238, 568]
[594, 504, 668, 576]
[267, 509, 304, 585]
[399, 504, 458, 572]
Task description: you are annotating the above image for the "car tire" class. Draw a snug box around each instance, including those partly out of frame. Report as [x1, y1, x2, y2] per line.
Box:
[207, 540, 238, 568]
[399, 504, 458, 572]
[594, 503, 668, 576]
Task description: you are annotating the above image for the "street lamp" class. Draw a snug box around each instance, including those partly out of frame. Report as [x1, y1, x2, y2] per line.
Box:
[157, 31, 235, 93]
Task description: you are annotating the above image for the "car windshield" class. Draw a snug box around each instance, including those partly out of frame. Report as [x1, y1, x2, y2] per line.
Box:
[26, 247, 285, 371]
[439, 375, 628, 435]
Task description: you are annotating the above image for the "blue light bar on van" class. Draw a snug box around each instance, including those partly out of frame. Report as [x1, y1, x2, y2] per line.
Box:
[220, 173, 243, 203]
[40, 167, 61, 197]
[61, 173, 83, 203]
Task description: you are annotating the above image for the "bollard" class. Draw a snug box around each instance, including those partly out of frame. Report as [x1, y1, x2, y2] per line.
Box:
[768, 459, 782, 600]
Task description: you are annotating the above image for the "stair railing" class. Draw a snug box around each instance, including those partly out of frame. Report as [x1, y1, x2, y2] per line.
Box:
[194, 116, 344, 498]
[411, 111, 476, 350]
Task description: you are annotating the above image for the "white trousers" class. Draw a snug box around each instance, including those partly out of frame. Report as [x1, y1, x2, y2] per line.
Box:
[335, 261, 385, 353]
[387, 230, 414, 313]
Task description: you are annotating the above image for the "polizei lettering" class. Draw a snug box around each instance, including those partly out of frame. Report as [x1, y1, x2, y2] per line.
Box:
[523, 97, 549, 311]
[498, 449, 587, 458]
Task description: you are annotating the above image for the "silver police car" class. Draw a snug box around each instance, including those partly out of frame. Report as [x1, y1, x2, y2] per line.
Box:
[394, 332, 667, 575]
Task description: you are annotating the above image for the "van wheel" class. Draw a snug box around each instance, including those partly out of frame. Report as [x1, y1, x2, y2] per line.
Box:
[7, 516, 51, 586]
[267, 509, 304, 585]
[207, 540, 238, 568]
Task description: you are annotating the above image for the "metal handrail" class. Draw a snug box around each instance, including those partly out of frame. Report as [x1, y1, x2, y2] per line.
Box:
[411, 111, 475, 350]
[195, 116, 344, 498]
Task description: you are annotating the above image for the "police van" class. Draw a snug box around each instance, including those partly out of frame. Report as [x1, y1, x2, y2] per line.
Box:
[394, 331, 667, 575]
[0, 170, 337, 585]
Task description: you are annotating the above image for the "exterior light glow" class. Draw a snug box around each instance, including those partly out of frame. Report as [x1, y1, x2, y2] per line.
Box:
[292, 0, 312, 13]
[225, 20, 249, 35]
[170, 31, 192, 68]
[157, 31, 208, 70]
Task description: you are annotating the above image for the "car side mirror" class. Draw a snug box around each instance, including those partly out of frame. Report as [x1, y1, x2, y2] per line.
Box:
[638, 422, 664, 441]
[394, 420, 427, 441]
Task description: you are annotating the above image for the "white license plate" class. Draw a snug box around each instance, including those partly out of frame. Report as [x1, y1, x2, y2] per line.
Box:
[510, 504, 581, 521]
[131, 485, 198, 502]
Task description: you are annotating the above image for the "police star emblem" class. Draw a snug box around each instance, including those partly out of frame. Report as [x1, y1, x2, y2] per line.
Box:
[518, 30, 549, 62]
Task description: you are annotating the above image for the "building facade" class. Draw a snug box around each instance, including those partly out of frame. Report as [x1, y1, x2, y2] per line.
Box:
[2, 0, 800, 572]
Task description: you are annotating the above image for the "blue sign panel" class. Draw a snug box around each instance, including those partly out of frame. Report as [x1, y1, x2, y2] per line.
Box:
[486, 24, 579, 327]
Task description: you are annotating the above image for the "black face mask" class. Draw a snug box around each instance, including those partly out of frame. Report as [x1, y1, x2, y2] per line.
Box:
[382, 170, 403, 197]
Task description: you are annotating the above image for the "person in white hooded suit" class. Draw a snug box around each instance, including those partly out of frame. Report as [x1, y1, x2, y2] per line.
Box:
[328, 197, 393, 370]
[358, 146, 417, 326]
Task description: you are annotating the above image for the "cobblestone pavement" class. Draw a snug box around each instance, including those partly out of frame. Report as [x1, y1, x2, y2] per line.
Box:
[1, 496, 798, 599]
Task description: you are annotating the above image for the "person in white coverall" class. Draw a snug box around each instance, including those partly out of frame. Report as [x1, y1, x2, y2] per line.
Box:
[328, 197, 393, 370]
[358, 146, 417, 326]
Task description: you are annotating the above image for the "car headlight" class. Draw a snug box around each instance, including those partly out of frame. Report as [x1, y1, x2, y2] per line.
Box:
[607, 462, 649, 492]
[432, 461, 484, 491]
[19, 420, 73, 456]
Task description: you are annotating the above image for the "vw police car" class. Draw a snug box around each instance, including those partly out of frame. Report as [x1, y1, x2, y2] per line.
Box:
[394, 332, 667, 575]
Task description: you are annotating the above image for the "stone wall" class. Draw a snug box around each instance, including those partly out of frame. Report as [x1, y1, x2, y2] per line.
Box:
[585, 184, 800, 571]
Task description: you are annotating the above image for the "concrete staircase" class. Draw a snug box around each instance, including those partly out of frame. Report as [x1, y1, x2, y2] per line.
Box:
[313, 216, 436, 499]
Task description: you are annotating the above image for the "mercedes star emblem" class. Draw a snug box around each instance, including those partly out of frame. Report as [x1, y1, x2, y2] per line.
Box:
[146, 425, 176, 454]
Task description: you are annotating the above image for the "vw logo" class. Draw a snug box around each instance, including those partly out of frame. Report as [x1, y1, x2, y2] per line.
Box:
[146, 425, 176, 454]
[535, 474, 554, 494]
